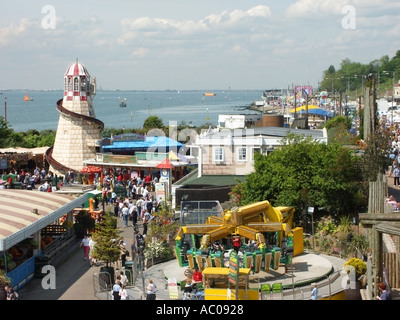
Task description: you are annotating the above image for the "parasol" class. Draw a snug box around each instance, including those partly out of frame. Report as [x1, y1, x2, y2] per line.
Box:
[156, 158, 174, 169]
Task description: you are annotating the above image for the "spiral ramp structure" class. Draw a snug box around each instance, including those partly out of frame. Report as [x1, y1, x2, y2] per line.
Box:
[46, 61, 104, 178]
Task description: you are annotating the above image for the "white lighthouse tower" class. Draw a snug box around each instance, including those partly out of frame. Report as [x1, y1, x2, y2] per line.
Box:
[47, 60, 104, 177]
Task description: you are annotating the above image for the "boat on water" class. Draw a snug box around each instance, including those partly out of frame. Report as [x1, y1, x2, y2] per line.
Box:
[24, 95, 34, 101]
[119, 98, 127, 107]
[204, 93, 216, 97]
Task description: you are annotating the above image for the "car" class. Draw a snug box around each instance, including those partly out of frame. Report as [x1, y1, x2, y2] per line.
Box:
[387, 105, 399, 112]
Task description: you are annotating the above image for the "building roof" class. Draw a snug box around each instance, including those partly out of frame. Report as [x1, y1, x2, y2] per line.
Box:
[179, 174, 246, 187]
[0, 190, 87, 251]
[0, 146, 50, 156]
[202, 127, 326, 140]
[102, 136, 184, 152]
[65, 61, 90, 77]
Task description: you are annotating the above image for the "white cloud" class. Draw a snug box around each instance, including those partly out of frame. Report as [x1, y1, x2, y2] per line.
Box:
[131, 47, 149, 57]
[0, 19, 36, 46]
[1, 1, 400, 90]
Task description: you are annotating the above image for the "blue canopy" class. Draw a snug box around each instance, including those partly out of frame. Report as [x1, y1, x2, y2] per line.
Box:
[103, 136, 184, 152]
[298, 108, 333, 118]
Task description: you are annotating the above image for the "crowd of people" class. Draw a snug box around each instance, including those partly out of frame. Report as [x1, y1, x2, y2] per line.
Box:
[1, 166, 58, 191]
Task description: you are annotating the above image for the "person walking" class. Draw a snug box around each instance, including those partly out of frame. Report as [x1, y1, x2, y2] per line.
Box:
[112, 277, 122, 300]
[130, 239, 137, 260]
[88, 235, 96, 267]
[119, 284, 129, 300]
[119, 239, 128, 268]
[80, 234, 90, 261]
[310, 283, 318, 300]
[146, 278, 157, 300]
[394, 165, 400, 187]
[121, 203, 129, 227]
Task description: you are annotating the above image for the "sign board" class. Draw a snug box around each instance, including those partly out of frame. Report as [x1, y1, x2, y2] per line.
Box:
[155, 183, 166, 202]
[103, 155, 137, 164]
[0, 159, 7, 170]
[168, 277, 179, 300]
[159, 168, 169, 183]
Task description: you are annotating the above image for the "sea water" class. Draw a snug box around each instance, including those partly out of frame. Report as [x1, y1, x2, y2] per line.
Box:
[0, 90, 263, 132]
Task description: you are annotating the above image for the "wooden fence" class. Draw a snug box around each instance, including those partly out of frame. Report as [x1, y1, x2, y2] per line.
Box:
[383, 251, 400, 288]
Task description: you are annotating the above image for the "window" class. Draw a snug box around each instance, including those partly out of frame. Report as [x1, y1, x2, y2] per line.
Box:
[67, 77, 72, 91]
[80, 76, 86, 91]
[74, 77, 79, 91]
[213, 147, 224, 162]
[237, 147, 247, 162]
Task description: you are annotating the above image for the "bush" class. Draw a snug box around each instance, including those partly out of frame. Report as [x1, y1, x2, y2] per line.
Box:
[145, 240, 174, 261]
[344, 257, 367, 277]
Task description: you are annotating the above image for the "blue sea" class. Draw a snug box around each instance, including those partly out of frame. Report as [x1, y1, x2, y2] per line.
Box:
[0, 90, 263, 132]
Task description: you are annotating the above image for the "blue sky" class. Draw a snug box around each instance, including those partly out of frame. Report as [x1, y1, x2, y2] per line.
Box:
[1, 0, 399, 90]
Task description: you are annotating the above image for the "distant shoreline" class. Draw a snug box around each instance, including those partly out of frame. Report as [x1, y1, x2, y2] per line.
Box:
[0, 88, 265, 93]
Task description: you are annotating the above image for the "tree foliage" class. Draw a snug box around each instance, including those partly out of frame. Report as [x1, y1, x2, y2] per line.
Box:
[323, 116, 357, 144]
[91, 212, 121, 267]
[319, 51, 400, 95]
[230, 133, 367, 222]
[0, 117, 56, 148]
[143, 115, 164, 132]
[0, 117, 14, 148]
[361, 127, 392, 182]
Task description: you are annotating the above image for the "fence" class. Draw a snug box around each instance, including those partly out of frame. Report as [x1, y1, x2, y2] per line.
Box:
[259, 267, 343, 300]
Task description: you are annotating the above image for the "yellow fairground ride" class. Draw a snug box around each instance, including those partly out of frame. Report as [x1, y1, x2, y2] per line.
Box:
[175, 200, 303, 274]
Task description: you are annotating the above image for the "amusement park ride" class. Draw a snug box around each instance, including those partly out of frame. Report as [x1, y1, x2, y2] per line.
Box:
[175, 200, 304, 275]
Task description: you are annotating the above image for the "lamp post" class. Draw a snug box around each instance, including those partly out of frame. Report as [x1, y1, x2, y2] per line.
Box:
[342, 76, 352, 113]
[307, 207, 315, 251]
[4, 96, 6, 122]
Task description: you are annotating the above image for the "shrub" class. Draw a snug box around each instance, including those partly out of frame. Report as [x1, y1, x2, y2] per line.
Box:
[145, 240, 174, 261]
[344, 257, 367, 277]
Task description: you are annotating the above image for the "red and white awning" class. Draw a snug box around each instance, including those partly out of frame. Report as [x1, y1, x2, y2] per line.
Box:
[0, 190, 87, 251]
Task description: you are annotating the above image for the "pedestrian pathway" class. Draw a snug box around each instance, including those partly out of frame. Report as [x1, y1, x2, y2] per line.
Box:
[17, 202, 349, 301]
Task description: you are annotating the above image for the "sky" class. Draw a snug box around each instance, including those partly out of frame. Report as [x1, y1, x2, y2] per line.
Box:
[0, 0, 399, 91]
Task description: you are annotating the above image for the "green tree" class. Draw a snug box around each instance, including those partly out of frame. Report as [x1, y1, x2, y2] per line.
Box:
[143, 115, 164, 132]
[361, 128, 392, 182]
[72, 210, 96, 238]
[148, 203, 179, 243]
[0, 117, 14, 148]
[230, 133, 366, 219]
[91, 212, 121, 267]
[323, 115, 357, 144]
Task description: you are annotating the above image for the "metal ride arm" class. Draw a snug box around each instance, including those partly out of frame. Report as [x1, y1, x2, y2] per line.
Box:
[175, 225, 221, 241]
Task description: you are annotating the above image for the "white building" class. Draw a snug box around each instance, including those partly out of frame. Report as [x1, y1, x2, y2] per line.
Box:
[187, 127, 328, 177]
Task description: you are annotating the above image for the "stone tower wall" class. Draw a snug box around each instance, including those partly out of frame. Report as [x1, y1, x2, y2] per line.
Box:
[51, 99, 101, 176]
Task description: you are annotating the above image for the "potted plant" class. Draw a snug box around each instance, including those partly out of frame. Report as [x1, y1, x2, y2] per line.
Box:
[0, 253, 16, 272]
[343, 257, 367, 300]
[0, 270, 11, 300]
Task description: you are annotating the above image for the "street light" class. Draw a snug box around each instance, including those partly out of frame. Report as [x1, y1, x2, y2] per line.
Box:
[307, 207, 315, 251]
[342, 76, 352, 113]
[3, 96, 6, 122]
[354, 74, 365, 96]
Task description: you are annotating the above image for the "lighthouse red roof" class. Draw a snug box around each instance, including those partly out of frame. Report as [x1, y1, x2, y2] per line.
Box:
[65, 61, 90, 77]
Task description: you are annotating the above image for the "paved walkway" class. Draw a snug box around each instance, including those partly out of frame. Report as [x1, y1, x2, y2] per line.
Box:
[18, 202, 348, 301]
